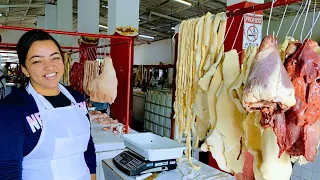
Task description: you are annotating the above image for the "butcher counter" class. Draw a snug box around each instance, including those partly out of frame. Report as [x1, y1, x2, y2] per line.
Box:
[91, 122, 138, 180]
[102, 156, 235, 180]
[91, 122, 235, 180]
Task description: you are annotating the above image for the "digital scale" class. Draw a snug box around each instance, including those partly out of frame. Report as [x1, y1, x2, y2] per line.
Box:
[113, 132, 186, 176]
[113, 149, 177, 176]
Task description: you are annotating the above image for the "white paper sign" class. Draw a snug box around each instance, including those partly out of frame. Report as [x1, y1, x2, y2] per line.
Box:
[243, 13, 263, 49]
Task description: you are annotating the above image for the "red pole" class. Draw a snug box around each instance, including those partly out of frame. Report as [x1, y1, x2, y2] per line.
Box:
[0, 25, 132, 40]
[0, 42, 82, 50]
[226, 0, 302, 17]
[125, 38, 134, 133]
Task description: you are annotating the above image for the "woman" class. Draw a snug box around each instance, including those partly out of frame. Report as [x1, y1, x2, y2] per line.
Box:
[0, 29, 96, 180]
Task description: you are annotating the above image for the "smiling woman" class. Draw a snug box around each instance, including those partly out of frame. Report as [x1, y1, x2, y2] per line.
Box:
[0, 30, 96, 180]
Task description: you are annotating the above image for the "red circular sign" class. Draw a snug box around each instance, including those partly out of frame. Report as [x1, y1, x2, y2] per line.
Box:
[246, 26, 258, 42]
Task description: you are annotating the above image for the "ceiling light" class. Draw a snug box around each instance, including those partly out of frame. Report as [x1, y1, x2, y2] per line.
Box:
[0, 13, 2, 17]
[102, 5, 108, 8]
[138, 34, 154, 40]
[174, 0, 192, 6]
[99, 24, 108, 29]
[171, 27, 175, 30]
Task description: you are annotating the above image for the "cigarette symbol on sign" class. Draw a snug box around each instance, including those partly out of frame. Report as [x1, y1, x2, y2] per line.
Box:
[247, 26, 258, 42]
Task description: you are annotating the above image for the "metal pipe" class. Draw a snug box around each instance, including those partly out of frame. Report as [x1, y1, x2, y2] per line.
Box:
[0, 3, 45, 8]
[0, 25, 132, 40]
[150, 11, 182, 22]
[0, 43, 82, 50]
[226, 0, 303, 17]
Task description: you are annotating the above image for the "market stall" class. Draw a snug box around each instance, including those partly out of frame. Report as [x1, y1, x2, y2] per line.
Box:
[170, 0, 320, 179]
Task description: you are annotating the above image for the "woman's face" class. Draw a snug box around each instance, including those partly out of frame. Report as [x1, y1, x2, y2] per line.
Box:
[22, 40, 64, 94]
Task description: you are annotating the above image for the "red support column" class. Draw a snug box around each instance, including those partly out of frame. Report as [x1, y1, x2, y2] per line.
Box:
[110, 34, 134, 130]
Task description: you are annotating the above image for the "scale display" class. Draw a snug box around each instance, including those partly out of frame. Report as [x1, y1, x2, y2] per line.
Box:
[113, 150, 177, 176]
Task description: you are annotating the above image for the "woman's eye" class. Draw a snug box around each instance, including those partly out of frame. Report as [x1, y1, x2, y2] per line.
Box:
[33, 60, 40, 64]
[53, 57, 61, 60]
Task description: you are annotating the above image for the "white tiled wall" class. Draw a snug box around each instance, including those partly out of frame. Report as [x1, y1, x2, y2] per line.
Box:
[291, 147, 320, 180]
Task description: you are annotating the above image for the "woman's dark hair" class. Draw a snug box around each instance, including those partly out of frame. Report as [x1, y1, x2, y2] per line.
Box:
[16, 29, 63, 89]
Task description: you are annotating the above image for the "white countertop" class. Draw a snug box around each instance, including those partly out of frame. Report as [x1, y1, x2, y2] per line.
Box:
[102, 157, 235, 180]
[91, 122, 137, 152]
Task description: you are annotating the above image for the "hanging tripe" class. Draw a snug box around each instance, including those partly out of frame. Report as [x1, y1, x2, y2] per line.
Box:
[87, 56, 118, 104]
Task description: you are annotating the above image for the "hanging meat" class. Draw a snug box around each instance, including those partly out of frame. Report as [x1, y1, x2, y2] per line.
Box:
[280, 39, 320, 162]
[83, 61, 100, 95]
[242, 35, 296, 126]
[87, 56, 118, 104]
[63, 52, 72, 86]
[70, 62, 84, 93]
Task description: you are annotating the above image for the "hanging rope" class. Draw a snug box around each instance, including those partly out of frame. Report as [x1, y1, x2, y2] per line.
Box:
[286, 2, 304, 38]
[232, 15, 244, 50]
[276, 4, 288, 37]
[292, 0, 309, 38]
[300, 0, 311, 42]
[266, 0, 276, 35]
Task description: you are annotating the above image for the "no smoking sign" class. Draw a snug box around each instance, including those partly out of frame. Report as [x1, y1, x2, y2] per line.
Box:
[246, 26, 258, 42]
[243, 13, 263, 49]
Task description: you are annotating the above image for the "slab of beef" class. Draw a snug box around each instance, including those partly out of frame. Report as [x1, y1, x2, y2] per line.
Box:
[242, 35, 296, 127]
[279, 39, 320, 161]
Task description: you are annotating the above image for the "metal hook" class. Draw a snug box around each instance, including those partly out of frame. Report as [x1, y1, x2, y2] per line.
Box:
[301, 0, 311, 42]
[267, 0, 277, 35]
[304, 8, 320, 40]
[276, 4, 288, 37]
[223, 10, 236, 44]
[310, 0, 316, 39]
[232, 15, 244, 50]
[292, 0, 308, 38]
[286, 2, 304, 38]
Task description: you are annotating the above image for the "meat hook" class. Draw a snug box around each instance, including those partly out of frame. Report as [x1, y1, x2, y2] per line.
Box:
[300, 0, 311, 42]
[291, 0, 309, 39]
[308, 0, 317, 39]
[223, 11, 235, 45]
[276, 4, 288, 38]
[231, 15, 244, 50]
[266, 0, 277, 35]
[304, 10, 320, 39]
[286, 2, 304, 38]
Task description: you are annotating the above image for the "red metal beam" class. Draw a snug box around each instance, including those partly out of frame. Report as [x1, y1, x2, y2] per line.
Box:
[226, 0, 303, 17]
[0, 43, 82, 51]
[0, 25, 132, 40]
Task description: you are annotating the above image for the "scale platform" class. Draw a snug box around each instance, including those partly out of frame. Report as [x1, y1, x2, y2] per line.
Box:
[113, 132, 187, 176]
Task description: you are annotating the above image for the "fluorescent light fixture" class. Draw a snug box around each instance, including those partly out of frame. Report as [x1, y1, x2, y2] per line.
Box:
[102, 5, 108, 8]
[0, 13, 2, 17]
[99, 24, 108, 29]
[0, 53, 17, 57]
[171, 27, 175, 30]
[174, 0, 192, 6]
[138, 34, 154, 40]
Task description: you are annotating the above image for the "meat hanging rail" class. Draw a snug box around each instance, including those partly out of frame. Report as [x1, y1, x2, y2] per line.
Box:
[170, 0, 306, 173]
[0, 25, 134, 134]
[226, 0, 303, 17]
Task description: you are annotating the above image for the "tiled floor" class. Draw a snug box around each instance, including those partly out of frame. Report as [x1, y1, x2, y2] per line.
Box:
[291, 147, 320, 180]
